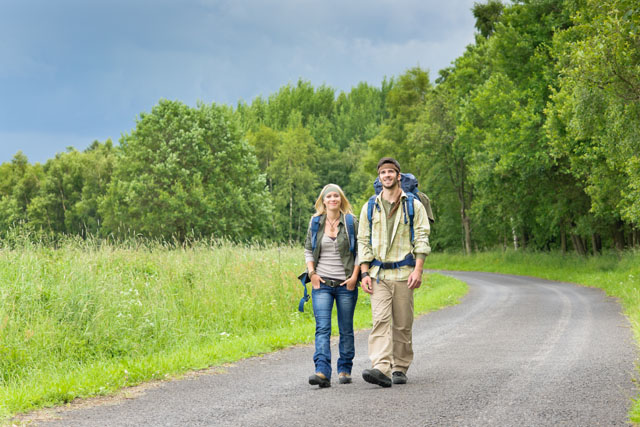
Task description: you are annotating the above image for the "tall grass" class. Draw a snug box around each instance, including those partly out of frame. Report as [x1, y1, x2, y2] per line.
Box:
[0, 239, 466, 420]
[428, 249, 640, 421]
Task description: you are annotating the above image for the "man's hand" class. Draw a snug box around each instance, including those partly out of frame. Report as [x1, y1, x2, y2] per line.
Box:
[311, 273, 325, 290]
[361, 275, 373, 294]
[407, 269, 423, 289]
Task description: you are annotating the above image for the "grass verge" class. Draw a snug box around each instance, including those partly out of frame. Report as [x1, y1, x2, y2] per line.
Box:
[427, 250, 640, 422]
[0, 241, 466, 421]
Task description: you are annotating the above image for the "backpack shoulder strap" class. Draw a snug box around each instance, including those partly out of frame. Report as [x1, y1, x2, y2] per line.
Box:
[367, 195, 378, 245]
[404, 193, 416, 244]
[311, 215, 321, 251]
[344, 213, 356, 256]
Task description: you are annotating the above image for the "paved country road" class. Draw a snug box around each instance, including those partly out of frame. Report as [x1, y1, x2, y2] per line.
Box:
[33, 272, 637, 426]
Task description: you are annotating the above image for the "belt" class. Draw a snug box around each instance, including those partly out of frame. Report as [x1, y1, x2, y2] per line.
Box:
[371, 253, 416, 270]
[321, 277, 345, 287]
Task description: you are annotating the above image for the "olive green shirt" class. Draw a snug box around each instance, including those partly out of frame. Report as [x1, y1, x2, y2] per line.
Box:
[303, 213, 359, 279]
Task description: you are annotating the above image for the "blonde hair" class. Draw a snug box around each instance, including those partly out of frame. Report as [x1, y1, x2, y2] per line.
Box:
[313, 184, 353, 216]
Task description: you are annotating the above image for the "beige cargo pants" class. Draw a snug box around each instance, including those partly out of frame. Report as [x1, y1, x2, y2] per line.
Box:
[368, 279, 414, 378]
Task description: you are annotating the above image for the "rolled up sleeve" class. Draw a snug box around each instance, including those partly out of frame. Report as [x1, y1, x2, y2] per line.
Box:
[412, 200, 431, 257]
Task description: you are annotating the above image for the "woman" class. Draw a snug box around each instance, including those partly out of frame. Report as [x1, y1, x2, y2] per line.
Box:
[304, 184, 360, 388]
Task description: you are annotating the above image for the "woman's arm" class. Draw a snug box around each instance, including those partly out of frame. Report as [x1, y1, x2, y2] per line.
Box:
[344, 263, 360, 291]
[306, 260, 324, 289]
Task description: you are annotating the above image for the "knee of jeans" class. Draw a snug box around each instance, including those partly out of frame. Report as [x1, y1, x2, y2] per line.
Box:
[316, 322, 331, 334]
[338, 327, 354, 337]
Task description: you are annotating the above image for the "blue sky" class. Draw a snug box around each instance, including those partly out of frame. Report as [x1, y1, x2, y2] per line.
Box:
[0, 0, 478, 164]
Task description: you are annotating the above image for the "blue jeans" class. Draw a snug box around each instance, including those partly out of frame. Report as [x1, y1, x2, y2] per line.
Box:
[311, 282, 358, 380]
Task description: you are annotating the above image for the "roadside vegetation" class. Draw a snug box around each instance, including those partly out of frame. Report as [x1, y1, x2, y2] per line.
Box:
[1, 0, 638, 256]
[1, 0, 637, 421]
[0, 239, 466, 421]
[428, 249, 640, 422]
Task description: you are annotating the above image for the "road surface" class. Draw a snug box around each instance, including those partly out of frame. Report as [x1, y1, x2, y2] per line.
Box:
[34, 271, 637, 426]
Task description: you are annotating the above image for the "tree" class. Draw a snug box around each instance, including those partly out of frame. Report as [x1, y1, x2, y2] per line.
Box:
[23, 141, 115, 236]
[547, 0, 640, 248]
[0, 152, 43, 233]
[101, 100, 272, 241]
[411, 87, 474, 253]
[267, 125, 318, 242]
[366, 67, 433, 174]
[473, 0, 504, 38]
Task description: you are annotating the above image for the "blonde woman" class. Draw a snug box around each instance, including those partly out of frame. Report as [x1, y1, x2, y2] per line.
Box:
[304, 184, 360, 388]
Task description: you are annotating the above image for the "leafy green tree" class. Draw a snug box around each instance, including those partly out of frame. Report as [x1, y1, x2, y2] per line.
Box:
[366, 67, 432, 174]
[411, 85, 474, 253]
[24, 141, 115, 236]
[27, 149, 86, 234]
[0, 196, 20, 233]
[0, 152, 44, 232]
[547, 0, 640, 248]
[473, 0, 504, 38]
[246, 125, 281, 193]
[267, 125, 318, 241]
[456, 0, 577, 250]
[262, 80, 335, 130]
[101, 100, 271, 241]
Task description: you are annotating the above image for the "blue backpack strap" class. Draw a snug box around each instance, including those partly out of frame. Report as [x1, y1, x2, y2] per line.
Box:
[344, 213, 356, 256]
[370, 253, 416, 270]
[405, 193, 416, 244]
[298, 272, 310, 312]
[301, 216, 321, 313]
[367, 195, 378, 245]
[310, 215, 321, 251]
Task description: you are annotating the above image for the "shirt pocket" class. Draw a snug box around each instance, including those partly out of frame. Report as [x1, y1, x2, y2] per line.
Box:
[390, 216, 412, 251]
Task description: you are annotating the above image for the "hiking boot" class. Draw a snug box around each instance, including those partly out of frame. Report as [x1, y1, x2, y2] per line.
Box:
[309, 373, 330, 388]
[392, 371, 407, 384]
[362, 369, 392, 388]
[338, 373, 352, 384]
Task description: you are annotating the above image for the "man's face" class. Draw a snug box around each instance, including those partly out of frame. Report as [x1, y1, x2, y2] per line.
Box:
[379, 166, 400, 189]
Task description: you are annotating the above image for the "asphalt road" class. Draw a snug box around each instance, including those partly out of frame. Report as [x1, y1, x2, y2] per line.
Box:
[36, 271, 637, 426]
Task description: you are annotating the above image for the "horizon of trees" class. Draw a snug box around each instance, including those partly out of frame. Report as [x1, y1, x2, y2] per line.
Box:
[1, 0, 638, 254]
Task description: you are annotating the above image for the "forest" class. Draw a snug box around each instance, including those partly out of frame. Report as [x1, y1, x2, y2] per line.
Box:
[1, 0, 638, 254]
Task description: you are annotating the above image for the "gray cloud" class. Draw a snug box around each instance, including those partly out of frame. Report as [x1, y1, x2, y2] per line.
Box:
[0, 0, 478, 163]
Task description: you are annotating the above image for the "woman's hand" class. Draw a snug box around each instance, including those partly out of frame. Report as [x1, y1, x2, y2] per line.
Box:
[311, 273, 324, 289]
[341, 276, 358, 291]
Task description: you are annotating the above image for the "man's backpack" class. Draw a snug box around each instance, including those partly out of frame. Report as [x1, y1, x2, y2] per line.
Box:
[297, 213, 357, 312]
[367, 173, 434, 245]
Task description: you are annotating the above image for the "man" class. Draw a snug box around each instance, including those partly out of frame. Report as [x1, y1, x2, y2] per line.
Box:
[358, 157, 431, 387]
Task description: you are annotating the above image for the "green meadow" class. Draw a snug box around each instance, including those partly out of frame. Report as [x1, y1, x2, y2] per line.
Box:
[0, 240, 466, 420]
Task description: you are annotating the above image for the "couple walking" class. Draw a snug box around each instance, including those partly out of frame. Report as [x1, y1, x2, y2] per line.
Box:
[304, 157, 431, 388]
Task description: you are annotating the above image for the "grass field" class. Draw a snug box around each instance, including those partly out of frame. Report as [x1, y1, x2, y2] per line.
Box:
[0, 239, 467, 421]
[427, 249, 640, 422]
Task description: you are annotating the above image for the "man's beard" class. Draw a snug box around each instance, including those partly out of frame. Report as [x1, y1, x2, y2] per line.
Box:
[382, 178, 399, 190]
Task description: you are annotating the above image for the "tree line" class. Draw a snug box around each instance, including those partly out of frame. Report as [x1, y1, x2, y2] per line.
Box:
[1, 0, 638, 254]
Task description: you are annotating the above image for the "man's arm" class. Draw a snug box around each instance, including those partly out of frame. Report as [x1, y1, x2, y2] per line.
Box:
[408, 200, 430, 289]
[412, 200, 431, 257]
[358, 204, 374, 294]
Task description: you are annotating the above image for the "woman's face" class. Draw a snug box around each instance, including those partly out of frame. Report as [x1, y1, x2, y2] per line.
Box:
[323, 191, 341, 210]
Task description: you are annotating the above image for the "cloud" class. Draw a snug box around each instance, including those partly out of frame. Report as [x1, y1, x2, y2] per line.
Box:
[0, 0, 479, 163]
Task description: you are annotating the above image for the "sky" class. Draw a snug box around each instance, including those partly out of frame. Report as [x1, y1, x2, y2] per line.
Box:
[0, 0, 479, 165]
